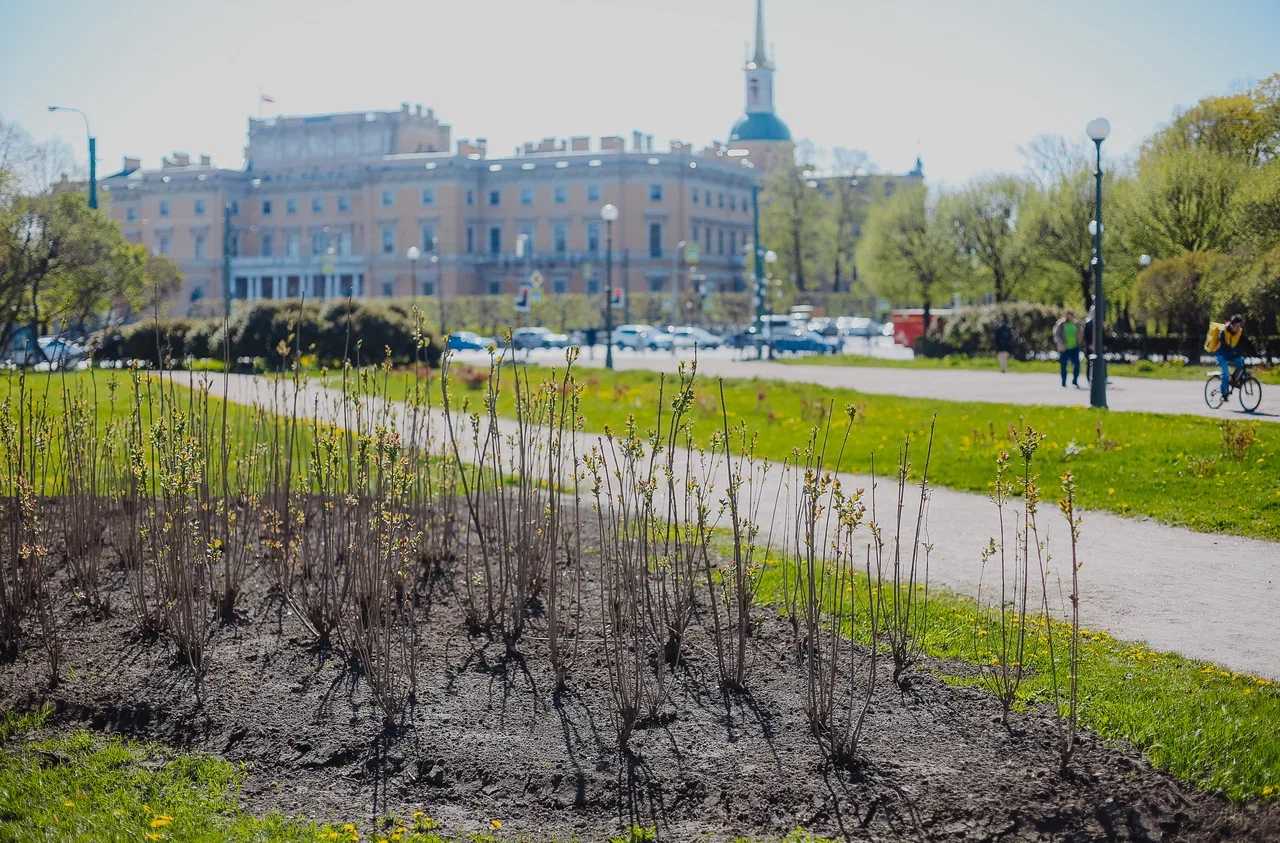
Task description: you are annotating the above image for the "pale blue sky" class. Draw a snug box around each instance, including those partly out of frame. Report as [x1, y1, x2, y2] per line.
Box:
[3, 0, 1277, 186]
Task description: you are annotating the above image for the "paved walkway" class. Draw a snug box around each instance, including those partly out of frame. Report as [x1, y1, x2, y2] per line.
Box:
[201, 373, 1280, 679]
[477, 347, 1280, 422]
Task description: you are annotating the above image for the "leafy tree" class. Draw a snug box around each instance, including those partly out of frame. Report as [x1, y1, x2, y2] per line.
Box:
[856, 183, 957, 332]
[1133, 251, 1225, 355]
[761, 163, 831, 293]
[1232, 158, 1280, 248]
[1122, 145, 1248, 257]
[940, 174, 1035, 303]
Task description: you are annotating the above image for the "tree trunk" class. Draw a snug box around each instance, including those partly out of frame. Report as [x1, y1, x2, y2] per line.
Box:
[922, 296, 933, 335]
[792, 222, 806, 292]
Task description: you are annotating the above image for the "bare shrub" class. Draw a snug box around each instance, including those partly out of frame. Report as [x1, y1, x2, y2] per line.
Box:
[873, 418, 936, 689]
[55, 386, 110, 614]
[975, 426, 1044, 723]
[1051, 470, 1083, 769]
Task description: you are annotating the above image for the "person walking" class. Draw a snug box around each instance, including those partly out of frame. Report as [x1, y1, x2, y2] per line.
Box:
[1053, 310, 1082, 388]
[1082, 307, 1095, 383]
[993, 316, 1014, 374]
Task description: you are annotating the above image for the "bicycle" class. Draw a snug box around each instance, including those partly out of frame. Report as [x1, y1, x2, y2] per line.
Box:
[1204, 362, 1263, 412]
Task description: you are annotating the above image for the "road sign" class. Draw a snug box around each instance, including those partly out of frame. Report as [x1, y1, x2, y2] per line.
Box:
[529, 270, 544, 290]
[684, 242, 700, 265]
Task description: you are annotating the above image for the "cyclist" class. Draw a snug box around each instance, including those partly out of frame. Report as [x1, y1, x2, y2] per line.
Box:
[1205, 314, 1250, 399]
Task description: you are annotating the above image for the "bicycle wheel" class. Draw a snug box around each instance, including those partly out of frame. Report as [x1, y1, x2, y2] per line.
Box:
[1205, 375, 1226, 409]
[1237, 375, 1263, 413]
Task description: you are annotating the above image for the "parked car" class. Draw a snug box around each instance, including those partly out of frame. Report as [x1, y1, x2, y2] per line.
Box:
[447, 331, 496, 351]
[38, 337, 89, 368]
[837, 317, 883, 338]
[771, 328, 841, 355]
[512, 327, 570, 349]
[612, 324, 658, 350]
[668, 326, 723, 349]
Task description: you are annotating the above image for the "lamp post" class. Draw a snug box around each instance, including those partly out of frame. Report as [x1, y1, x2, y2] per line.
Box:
[751, 184, 765, 359]
[601, 203, 619, 370]
[764, 249, 778, 358]
[406, 245, 420, 300]
[48, 105, 95, 209]
[432, 254, 446, 337]
[1086, 116, 1111, 410]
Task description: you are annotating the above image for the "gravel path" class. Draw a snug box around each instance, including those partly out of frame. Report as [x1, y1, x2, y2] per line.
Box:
[473, 347, 1280, 422]
[200, 372, 1280, 679]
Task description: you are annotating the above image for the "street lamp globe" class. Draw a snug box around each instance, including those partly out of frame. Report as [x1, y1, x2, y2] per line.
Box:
[1139, 254, 1152, 268]
[1086, 117, 1111, 142]
[600, 203, 619, 222]
[765, 250, 778, 264]
[406, 246, 421, 262]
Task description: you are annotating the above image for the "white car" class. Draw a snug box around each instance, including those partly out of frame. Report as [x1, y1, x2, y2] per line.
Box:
[667, 326, 723, 349]
[612, 324, 658, 350]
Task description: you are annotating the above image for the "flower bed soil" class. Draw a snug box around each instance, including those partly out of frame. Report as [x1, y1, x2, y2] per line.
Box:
[2, 504, 1277, 842]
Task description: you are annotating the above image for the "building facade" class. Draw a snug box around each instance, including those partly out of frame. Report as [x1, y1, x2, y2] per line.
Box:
[102, 106, 760, 317]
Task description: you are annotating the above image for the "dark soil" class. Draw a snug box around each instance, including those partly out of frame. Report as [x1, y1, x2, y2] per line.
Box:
[2, 502, 1277, 842]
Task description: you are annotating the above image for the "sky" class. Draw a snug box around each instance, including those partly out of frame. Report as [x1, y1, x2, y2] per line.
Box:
[2, 0, 1277, 187]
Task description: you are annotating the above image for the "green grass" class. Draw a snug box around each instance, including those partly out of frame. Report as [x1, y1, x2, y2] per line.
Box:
[753, 556, 1280, 802]
[374, 364, 1280, 542]
[782, 353, 1280, 384]
[0, 370, 315, 492]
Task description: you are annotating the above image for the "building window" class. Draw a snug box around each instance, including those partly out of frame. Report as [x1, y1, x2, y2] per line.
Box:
[311, 231, 326, 255]
[421, 187, 434, 206]
[554, 186, 566, 204]
[649, 183, 663, 201]
[488, 189, 501, 207]
[729, 195, 737, 212]
[286, 232, 300, 258]
[587, 184, 600, 202]
[312, 196, 323, 213]
[586, 277, 599, 294]
[235, 277, 249, 300]
[262, 199, 272, 215]
[587, 222, 600, 255]
[466, 225, 475, 254]
[552, 277, 567, 294]
[703, 226, 711, 251]
[157, 233, 171, 255]
[691, 188, 699, 205]
[421, 224, 436, 252]
[520, 187, 533, 205]
[338, 230, 352, 257]
[286, 198, 297, 215]
[382, 280, 394, 297]
[381, 190, 394, 207]
[286, 275, 301, 297]
[729, 231, 737, 257]
[126, 207, 137, 222]
[159, 199, 169, 217]
[553, 223, 567, 255]
[488, 280, 501, 295]
[422, 280, 435, 296]
[312, 275, 326, 298]
[692, 224, 700, 244]
[649, 222, 662, 258]
[648, 275, 665, 293]
[261, 277, 275, 299]
[337, 195, 350, 212]
[466, 189, 474, 206]
[381, 224, 395, 255]
[194, 199, 206, 215]
[194, 232, 206, 259]
[489, 226, 501, 255]
[718, 192, 725, 209]
[261, 233, 274, 257]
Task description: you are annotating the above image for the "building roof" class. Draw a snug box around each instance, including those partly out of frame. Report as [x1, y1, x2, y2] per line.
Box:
[730, 112, 792, 143]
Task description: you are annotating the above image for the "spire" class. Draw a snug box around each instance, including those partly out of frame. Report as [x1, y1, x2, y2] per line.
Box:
[752, 0, 769, 67]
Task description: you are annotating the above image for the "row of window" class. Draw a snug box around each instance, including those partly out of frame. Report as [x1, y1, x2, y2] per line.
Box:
[126, 184, 755, 225]
[233, 274, 364, 301]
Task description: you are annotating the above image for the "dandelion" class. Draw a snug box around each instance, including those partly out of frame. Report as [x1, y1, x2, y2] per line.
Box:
[150, 815, 173, 829]
[145, 834, 163, 842]
[62, 800, 74, 808]
[490, 818, 504, 830]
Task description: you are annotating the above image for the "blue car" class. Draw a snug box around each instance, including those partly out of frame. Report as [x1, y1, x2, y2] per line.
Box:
[447, 331, 496, 351]
[771, 328, 840, 355]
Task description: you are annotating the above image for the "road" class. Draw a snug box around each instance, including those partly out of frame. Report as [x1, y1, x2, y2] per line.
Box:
[200, 372, 1280, 680]
[469, 345, 1279, 422]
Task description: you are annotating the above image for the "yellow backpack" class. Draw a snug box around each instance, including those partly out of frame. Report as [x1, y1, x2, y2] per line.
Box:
[1204, 322, 1225, 353]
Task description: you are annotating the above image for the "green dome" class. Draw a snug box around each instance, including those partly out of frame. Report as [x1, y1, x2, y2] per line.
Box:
[730, 112, 792, 142]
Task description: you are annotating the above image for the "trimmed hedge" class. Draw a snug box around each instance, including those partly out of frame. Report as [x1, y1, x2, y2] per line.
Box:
[92, 301, 441, 369]
[920, 303, 1068, 359]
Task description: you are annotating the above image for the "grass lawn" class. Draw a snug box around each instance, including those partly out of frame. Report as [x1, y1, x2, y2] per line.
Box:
[373, 364, 1280, 542]
[0, 370, 314, 491]
[783, 353, 1280, 384]
[752, 555, 1280, 802]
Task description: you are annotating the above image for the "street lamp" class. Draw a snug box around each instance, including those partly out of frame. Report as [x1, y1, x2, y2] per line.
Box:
[764, 249, 778, 358]
[601, 203, 619, 370]
[1086, 116, 1111, 410]
[406, 245, 420, 300]
[48, 105, 95, 209]
[431, 254, 446, 337]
